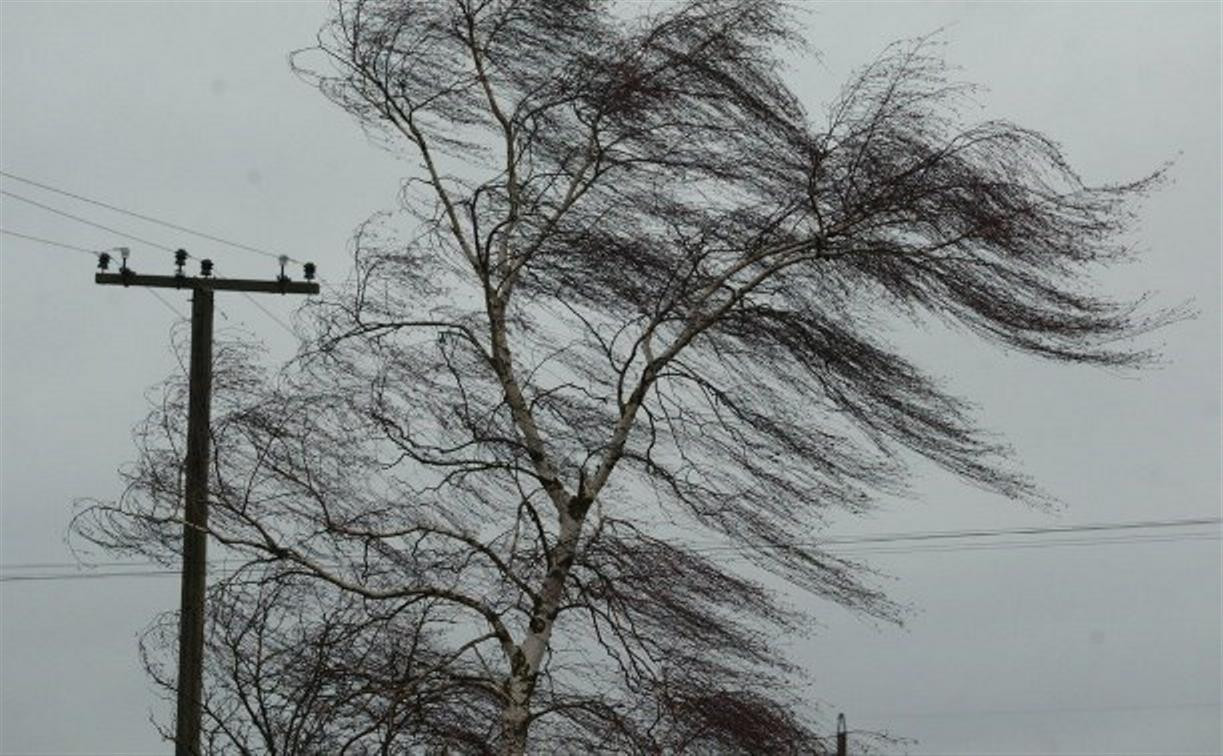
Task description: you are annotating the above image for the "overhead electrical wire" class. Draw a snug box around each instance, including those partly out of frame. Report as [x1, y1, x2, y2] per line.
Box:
[2, 517, 1217, 583]
[202, 258, 298, 339]
[823, 532, 1219, 557]
[1, 189, 177, 251]
[2, 170, 345, 301]
[1, 569, 180, 583]
[689, 529, 1220, 557]
[2, 222, 199, 321]
[0, 228, 107, 256]
[239, 291, 297, 339]
[147, 289, 188, 319]
[2, 171, 331, 316]
[0, 169, 298, 262]
[1, 533, 1216, 583]
[0, 560, 157, 570]
[1, 226, 185, 317]
[2, 192, 301, 334]
[863, 699, 1223, 720]
[707, 515, 1223, 549]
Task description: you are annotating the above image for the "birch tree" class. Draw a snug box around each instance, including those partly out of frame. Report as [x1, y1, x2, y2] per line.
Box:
[76, 0, 1174, 752]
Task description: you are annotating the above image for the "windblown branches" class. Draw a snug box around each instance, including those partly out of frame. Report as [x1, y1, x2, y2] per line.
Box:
[139, 578, 505, 753]
[78, 1, 1173, 752]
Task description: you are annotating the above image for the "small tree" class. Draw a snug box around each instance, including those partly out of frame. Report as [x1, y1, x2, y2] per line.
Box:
[77, 1, 1174, 752]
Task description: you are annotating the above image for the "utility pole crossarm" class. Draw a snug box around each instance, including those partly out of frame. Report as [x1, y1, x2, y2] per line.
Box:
[95, 272, 319, 294]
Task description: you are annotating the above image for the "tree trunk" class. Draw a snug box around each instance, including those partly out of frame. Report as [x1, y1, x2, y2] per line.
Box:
[499, 677, 531, 756]
[497, 508, 585, 754]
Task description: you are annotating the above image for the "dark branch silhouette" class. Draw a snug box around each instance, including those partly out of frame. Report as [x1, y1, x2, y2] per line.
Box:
[75, 1, 1175, 753]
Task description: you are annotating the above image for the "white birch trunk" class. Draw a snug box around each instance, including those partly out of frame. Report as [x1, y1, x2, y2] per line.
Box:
[498, 511, 584, 755]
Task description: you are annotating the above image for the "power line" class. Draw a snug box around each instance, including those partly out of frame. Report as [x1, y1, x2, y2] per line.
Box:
[0, 557, 260, 573]
[686, 515, 1223, 553]
[3, 517, 1218, 583]
[862, 700, 1223, 720]
[1, 171, 334, 301]
[830, 532, 1219, 557]
[1, 189, 177, 251]
[814, 515, 1221, 546]
[0, 169, 297, 262]
[3, 214, 297, 333]
[0, 228, 106, 256]
[1, 531, 1216, 584]
[0, 560, 157, 570]
[689, 531, 1220, 558]
[148, 289, 188, 319]
[0, 569, 179, 583]
[208, 260, 297, 339]
[3, 171, 337, 310]
[5, 533, 1211, 575]
[5, 517, 1217, 569]
[3, 226, 186, 317]
[239, 291, 297, 339]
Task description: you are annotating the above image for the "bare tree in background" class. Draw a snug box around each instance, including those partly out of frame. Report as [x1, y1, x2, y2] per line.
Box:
[76, 0, 1175, 752]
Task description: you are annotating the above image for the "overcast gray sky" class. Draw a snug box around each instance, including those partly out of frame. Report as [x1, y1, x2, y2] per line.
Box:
[1, 2, 1219, 755]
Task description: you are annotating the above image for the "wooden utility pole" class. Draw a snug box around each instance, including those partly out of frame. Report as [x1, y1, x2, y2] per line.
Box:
[836, 712, 847, 756]
[96, 249, 317, 756]
[175, 284, 212, 756]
